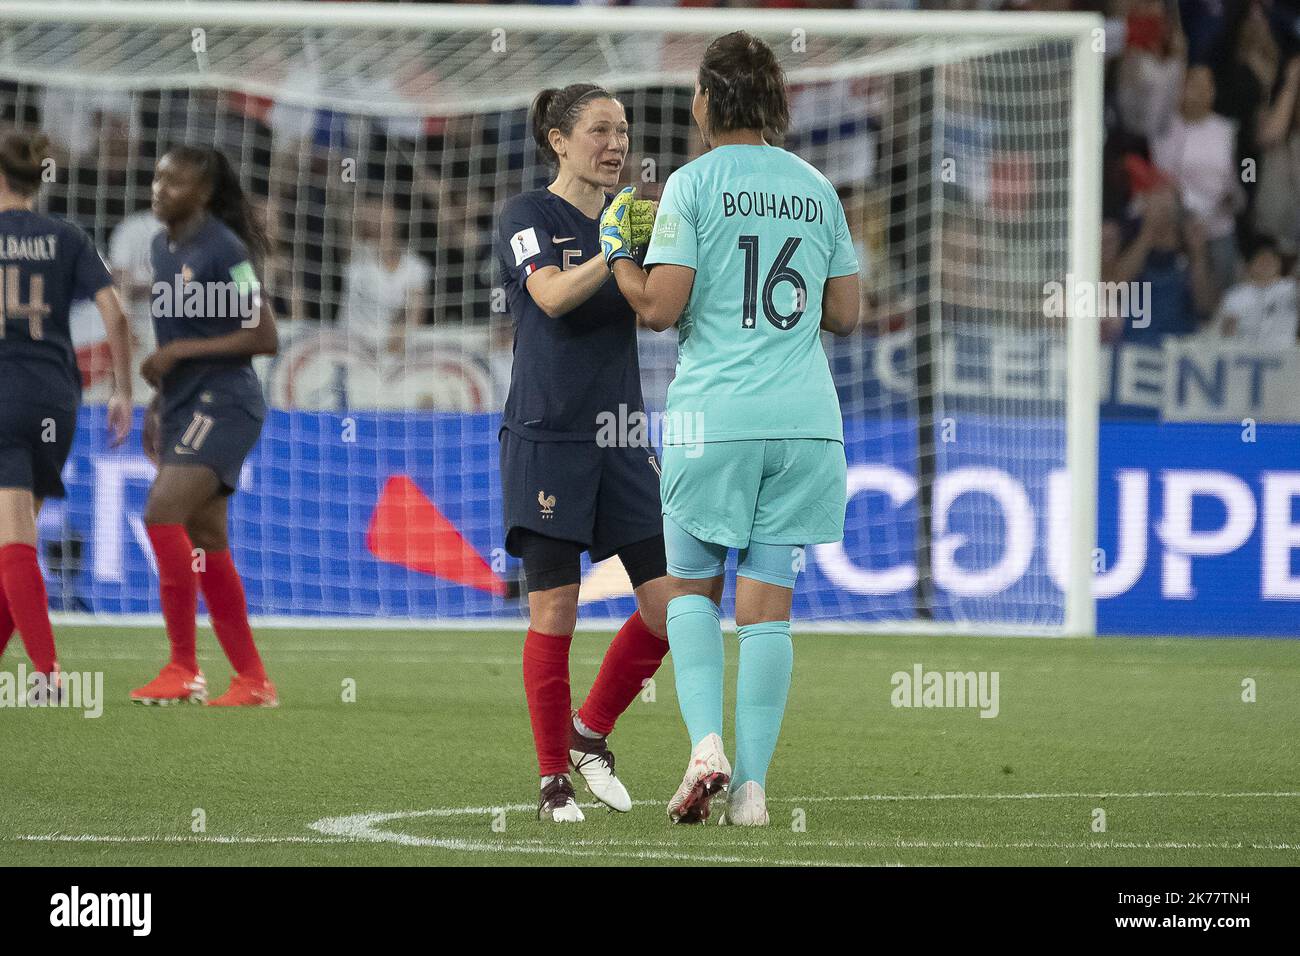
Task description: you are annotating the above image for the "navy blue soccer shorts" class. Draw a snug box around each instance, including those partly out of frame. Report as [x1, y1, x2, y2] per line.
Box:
[500, 427, 663, 563]
[0, 401, 76, 500]
[160, 397, 263, 495]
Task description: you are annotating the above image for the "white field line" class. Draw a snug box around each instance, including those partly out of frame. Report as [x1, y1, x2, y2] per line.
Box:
[17, 832, 1298, 856]
[17, 791, 1298, 864]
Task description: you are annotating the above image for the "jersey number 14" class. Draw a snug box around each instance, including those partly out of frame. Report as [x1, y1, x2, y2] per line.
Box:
[738, 235, 806, 332]
[0, 265, 51, 341]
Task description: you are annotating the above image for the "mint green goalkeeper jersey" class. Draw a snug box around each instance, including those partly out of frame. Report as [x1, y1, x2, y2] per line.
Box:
[643, 144, 859, 445]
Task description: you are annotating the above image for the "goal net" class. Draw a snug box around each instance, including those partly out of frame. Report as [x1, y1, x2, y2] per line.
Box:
[0, 2, 1101, 634]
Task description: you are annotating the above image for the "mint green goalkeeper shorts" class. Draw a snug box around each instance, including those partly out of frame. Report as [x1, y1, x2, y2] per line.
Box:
[659, 438, 848, 551]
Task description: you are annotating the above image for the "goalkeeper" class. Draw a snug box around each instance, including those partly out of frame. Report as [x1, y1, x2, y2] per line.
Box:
[602, 32, 862, 827]
[495, 83, 670, 824]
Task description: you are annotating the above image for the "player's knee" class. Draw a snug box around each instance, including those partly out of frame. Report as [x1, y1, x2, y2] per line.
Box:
[735, 608, 789, 628]
[143, 495, 185, 527]
[638, 601, 668, 638]
[529, 591, 578, 636]
[185, 520, 226, 553]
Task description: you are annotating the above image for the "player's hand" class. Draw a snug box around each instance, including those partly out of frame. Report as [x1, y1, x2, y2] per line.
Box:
[627, 198, 658, 261]
[106, 388, 132, 448]
[140, 344, 179, 388]
[142, 401, 161, 467]
[599, 186, 637, 267]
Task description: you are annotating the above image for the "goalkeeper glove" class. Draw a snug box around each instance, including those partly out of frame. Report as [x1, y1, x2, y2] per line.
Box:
[599, 186, 637, 266]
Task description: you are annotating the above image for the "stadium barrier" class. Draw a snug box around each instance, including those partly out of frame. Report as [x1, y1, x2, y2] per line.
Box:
[43, 409, 1300, 637]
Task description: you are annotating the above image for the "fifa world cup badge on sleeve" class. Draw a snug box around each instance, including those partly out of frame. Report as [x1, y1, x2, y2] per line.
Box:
[510, 227, 541, 266]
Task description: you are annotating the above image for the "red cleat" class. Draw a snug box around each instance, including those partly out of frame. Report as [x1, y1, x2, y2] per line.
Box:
[208, 674, 279, 708]
[130, 663, 207, 705]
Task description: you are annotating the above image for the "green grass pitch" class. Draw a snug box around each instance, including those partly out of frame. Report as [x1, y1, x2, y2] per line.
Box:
[2, 626, 1297, 866]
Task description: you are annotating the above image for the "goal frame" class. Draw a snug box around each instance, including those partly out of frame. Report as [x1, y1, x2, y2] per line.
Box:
[2, 1, 1102, 636]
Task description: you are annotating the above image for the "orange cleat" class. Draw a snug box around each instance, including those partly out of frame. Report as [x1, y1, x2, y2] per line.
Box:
[207, 674, 279, 708]
[130, 663, 208, 705]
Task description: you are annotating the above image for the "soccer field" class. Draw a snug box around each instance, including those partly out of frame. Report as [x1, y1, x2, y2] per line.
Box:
[2, 627, 1297, 867]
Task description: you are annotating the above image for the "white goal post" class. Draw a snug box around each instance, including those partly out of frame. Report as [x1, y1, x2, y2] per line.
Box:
[0, 1, 1101, 636]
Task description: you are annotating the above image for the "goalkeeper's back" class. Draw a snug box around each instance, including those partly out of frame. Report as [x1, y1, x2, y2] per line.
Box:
[643, 143, 859, 445]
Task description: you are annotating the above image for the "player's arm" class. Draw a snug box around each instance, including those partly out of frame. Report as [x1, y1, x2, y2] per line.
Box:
[94, 285, 134, 446]
[822, 195, 863, 336]
[170, 297, 279, 362]
[610, 260, 693, 332]
[500, 200, 608, 319]
[141, 298, 278, 387]
[820, 273, 861, 336]
[76, 230, 133, 445]
[525, 255, 610, 319]
[602, 184, 693, 330]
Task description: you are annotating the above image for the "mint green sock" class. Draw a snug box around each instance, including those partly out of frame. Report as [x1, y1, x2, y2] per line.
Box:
[733, 620, 793, 790]
[666, 594, 724, 747]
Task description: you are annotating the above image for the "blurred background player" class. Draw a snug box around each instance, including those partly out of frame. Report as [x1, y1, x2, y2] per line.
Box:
[497, 84, 672, 823]
[605, 32, 861, 825]
[0, 129, 133, 686]
[129, 146, 280, 708]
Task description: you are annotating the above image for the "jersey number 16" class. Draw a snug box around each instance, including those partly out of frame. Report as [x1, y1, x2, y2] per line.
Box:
[738, 235, 807, 332]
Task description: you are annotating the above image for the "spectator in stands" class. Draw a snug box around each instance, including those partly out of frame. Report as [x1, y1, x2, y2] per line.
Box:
[1151, 64, 1244, 303]
[1113, 1, 1186, 144]
[1253, 56, 1300, 250]
[1211, 0, 1280, 230]
[1213, 236, 1300, 347]
[338, 196, 430, 354]
[1102, 183, 1215, 343]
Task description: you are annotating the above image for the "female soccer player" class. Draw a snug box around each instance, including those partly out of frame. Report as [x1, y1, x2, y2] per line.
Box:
[129, 146, 279, 708]
[497, 84, 673, 822]
[603, 32, 862, 825]
[0, 130, 133, 687]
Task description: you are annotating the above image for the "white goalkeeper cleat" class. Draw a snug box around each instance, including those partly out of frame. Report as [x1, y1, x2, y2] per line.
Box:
[719, 780, 770, 827]
[569, 719, 632, 812]
[538, 774, 585, 823]
[667, 732, 731, 824]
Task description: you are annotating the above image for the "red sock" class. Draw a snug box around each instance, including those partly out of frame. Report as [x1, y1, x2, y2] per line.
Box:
[146, 524, 198, 672]
[199, 549, 266, 682]
[578, 611, 669, 736]
[0, 543, 57, 674]
[522, 628, 573, 776]
[0, 579, 13, 658]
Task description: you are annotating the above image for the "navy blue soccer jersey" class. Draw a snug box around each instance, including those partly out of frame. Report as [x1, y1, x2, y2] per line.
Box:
[495, 189, 645, 441]
[150, 215, 265, 419]
[0, 209, 111, 408]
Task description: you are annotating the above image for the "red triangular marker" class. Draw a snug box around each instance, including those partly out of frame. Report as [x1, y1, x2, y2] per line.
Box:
[367, 475, 506, 595]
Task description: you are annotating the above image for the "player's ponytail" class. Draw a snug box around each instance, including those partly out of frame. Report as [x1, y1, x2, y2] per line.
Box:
[0, 128, 52, 197]
[698, 31, 790, 142]
[165, 145, 269, 266]
[530, 83, 614, 166]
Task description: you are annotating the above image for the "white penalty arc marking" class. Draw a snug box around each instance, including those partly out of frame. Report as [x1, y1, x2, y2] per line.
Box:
[305, 790, 1300, 861]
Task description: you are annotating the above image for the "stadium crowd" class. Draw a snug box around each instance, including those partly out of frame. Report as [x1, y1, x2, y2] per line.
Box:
[5, 0, 1299, 376]
[1103, 0, 1300, 349]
